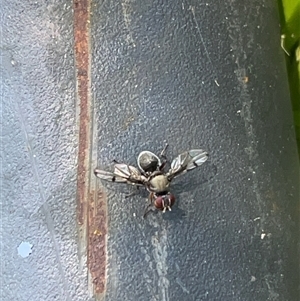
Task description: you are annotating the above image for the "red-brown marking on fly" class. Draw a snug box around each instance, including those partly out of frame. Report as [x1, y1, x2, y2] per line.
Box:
[74, 0, 107, 295]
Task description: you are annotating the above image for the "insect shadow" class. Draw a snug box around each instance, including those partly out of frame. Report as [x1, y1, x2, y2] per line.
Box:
[171, 161, 217, 193]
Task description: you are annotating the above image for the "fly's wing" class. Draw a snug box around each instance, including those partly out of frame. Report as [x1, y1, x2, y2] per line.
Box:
[94, 164, 145, 186]
[114, 164, 146, 185]
[94, 169, 128, 183]
[167, 149, 208, 181]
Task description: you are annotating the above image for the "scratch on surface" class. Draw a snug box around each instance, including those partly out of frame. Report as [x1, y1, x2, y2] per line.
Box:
[15, 101, 71, 301]
[149, 218, 170, 301]
[265, 277, 280, 300]
[238, 78, 265, 231]
[226, 12, 265, 232]
[121, 0, 135, 46]
[176, 278, 190, 294]
[189, 5, 219, 85]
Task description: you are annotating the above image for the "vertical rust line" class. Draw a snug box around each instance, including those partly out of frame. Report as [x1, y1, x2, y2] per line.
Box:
[74, 0, 90, 226]
[73, 0, 107, 296]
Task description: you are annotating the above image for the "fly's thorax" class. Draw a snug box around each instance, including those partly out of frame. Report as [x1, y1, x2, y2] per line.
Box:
[149, 174, 170, 192]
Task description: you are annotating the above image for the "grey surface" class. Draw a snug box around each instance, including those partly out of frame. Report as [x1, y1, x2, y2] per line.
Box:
[1, 0, 299, 301]
[92, 0, 299, 301]
[1, 1, 92, 301]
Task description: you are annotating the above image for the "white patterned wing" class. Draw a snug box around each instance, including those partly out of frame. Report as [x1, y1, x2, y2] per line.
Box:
[94, 164, 146, 186]
[168, 149, 208, 180]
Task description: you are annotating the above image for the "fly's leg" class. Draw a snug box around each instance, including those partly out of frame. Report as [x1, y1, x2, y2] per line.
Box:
[143, 192, 155, 218]
[143, 204, 155, 218]
[160, 143, 169, 158]
[124, 186, 140, 198]
[159, 143, 169, 170]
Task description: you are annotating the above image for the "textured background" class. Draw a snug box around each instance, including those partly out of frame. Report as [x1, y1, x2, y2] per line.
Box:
[1, 1, 90, 300]
[1, 0, 299, 300]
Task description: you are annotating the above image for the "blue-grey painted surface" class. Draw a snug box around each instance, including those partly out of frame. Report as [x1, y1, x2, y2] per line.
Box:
[92, 0, 299, 301]
[1, 1, 93, 301]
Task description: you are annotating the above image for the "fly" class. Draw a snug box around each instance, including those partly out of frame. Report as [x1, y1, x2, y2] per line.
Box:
[94, 144, 208, 217]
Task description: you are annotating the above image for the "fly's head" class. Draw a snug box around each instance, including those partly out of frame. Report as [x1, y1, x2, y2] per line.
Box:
[137, 151, 161, 174]
[154, 193, 175, 212]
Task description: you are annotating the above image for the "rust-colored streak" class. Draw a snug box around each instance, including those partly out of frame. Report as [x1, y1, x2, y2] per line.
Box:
[88, 190, 107, 293]
[74, 0, 107, 295]
[74, 0, 90, 226]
